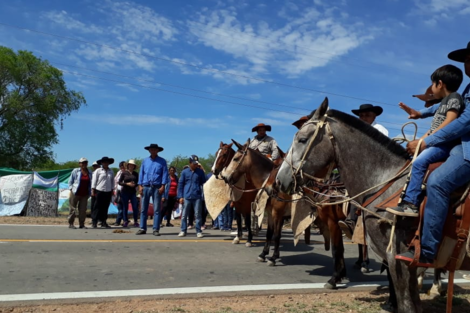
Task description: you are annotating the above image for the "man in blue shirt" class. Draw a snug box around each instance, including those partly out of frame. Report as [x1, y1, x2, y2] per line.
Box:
[178, 155, 207, 238]
[397, 41, 470, 266]
[136, 143, 169, 236]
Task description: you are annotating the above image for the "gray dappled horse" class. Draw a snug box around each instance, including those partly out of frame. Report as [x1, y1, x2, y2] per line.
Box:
[276, 98, 435, 313]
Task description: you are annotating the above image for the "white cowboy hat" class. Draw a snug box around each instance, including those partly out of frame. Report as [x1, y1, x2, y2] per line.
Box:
[127, 159, 137, 166]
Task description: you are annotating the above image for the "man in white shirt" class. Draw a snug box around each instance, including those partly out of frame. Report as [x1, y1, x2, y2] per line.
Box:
[339, 104, 389, 239]
[91, 156, 115, 228]
[351, 104, 389, 136]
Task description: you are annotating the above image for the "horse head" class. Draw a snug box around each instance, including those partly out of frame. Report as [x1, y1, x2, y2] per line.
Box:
[211, 141, 234, 178]
[223, 138, 251, 185]
[277, 97, 335, 194]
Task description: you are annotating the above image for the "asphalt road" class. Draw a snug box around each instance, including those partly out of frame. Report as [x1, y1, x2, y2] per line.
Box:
[0, 224, 468, 296]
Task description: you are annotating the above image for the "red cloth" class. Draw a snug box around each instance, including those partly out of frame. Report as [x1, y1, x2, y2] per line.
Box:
[168, 175, 178, 197]
[76, 172, 90, 197]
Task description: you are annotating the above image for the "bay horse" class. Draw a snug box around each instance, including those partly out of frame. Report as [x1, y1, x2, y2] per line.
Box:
[224, 140, 363, 289]
[276, 98, 470, 312]
[212, 142, 254, 246]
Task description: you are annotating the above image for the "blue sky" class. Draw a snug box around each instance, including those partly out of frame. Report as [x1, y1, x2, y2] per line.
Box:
[1, 0, 469, 165]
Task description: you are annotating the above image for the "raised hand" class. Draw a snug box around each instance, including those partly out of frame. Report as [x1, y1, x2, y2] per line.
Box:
[399, 102, 422, 119]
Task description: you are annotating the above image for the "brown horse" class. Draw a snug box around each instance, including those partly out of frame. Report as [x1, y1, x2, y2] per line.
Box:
[226, 139, 370, 289]
[212, 142, 255, 246]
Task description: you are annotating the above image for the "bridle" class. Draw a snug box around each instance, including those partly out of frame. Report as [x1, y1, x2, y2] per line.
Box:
[224, 144, 268, 193]
[286, 111, 338, 189]
[214, 146, 235, 179]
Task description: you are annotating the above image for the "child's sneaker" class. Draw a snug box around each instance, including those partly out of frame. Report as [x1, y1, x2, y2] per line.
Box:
[178, 232, 186, 237]
[386, 201, 419, 217]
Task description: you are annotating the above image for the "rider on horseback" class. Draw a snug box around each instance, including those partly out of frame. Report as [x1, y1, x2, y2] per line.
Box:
[388, 65, 464, 217]
[338, 104, 388, 239]
[396, 41, 470, 266]
[249, 123, 280, 160]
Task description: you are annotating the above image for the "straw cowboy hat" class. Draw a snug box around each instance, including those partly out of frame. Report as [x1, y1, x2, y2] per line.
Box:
[351, 104, 383, 117]
[292, 116, 309, 129]
[252, 123, 272, 132]
[127, 159, 137, 168]
[448, 41, 470, 63]
[144, 143, 164, 151]
[97, 156, 115, 165]
[78, 157, 88, 163]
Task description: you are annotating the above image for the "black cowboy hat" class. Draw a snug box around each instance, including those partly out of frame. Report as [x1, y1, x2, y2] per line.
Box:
[448, 41, 470, 63]
[97, 156, 115, 165]
[351, 104, 383, 117]
[144, 143, 164, 151]
[252, 123, 272, 132]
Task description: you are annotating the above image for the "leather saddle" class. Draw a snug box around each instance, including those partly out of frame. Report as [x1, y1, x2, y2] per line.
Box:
[375, 162, 470, 270]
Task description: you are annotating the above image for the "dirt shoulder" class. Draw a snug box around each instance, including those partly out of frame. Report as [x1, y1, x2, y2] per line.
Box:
[1, 289, 470, 313]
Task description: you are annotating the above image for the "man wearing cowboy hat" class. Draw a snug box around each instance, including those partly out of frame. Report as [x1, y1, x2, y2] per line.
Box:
[91, 157, 115, 228]
[137, 144, 169, 236]
[249, 123, 280, 160]
[339, 104, 389, 239]
[395, 41, 470, 266]
[351, 104, 389, 136]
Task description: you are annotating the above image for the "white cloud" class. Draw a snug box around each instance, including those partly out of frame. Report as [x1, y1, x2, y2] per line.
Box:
[75, 114, 224, 128]
[412, 0, 470, 24]
[42, 11, 103, 34]
[186, 5, 373, 79]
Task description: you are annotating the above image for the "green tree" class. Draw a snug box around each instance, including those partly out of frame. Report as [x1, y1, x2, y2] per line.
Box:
[0, 46, 86, 170]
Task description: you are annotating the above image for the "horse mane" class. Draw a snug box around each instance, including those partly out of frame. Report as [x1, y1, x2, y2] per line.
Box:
[327, 109, 409, 160]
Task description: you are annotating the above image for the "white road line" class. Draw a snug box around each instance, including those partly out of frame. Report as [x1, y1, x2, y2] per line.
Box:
[0, 280, 469, 302]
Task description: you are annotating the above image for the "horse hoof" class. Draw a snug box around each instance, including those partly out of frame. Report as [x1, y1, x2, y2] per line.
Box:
[257, 256, 266, 262]
[324, 282, 336, 290]
[245, 242, 252, 247]
[267, 260, 276, 266]
[232, 238, 240, 244]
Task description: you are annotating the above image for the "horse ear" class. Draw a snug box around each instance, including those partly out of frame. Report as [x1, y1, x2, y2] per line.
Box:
[276, 146, 286, 158]
[231, 139, 244, 150]
[310, 97, 329, 119]
[220, 141, 224, 148]
[245, 138, 250, 147]
[227, 143, 233, 148]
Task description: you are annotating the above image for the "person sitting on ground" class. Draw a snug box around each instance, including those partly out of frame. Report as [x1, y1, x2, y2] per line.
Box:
[388, 64, 464, 217]
[178, 155, 207, 238]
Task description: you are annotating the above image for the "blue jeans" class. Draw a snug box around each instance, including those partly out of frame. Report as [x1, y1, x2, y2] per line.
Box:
[217, 208, 225, 229]
[404, 145, 451, 205]
[121, 192, 137, 223]
[421, 144, 470, 258]
[140, 186, 163, 231]
[115, 200, 124, 224]
[181, 198, 202, 233]
[224, 205, 234, 230]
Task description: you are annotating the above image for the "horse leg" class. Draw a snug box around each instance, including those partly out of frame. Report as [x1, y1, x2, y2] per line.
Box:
[244, 212, 253, 247]
[258, 211, 273, 262]
[324, 218, 346, 289]
[383, 263, 398, 312]
[355, 244, 370, 273]
[387, 255, 422, 313]
[267, 207, 283, 266]
[427, 269, 445, 298]
[233, 212, 242, 244]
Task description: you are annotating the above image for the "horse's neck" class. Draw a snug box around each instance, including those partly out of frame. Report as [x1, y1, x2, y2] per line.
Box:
[332, 124, 408, 199]
[248, 150, 273, 188]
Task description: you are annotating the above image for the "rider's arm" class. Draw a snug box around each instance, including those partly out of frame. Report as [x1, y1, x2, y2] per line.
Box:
[271, 139, 280, 160]
[419, 105, 439, 118]
[425, 106, 470, 147]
